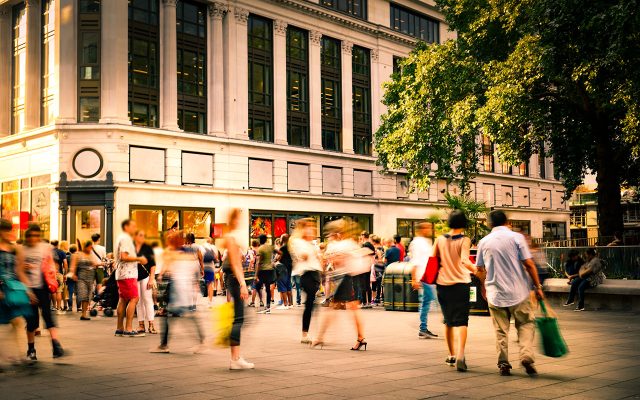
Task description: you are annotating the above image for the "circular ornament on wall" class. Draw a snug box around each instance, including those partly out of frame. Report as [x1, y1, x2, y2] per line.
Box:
[72, 148, 104, 179]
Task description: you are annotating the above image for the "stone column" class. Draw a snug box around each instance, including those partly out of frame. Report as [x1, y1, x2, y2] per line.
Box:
[56, 0, 77, 123]
[25, 0, 42, 130]
[273, 20, 288, 145]
[0, 6, 11, 135]
[160, 0, 179, 130]
[308, 30, 322, 150]
[207, 2, 226, 136]
[100, 0, 129, 124]
[340, 40, 354, 154]
[224, 7, 248, 138]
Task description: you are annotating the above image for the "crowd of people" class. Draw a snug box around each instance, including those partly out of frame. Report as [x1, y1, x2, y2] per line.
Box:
[1, 207, 607, 376]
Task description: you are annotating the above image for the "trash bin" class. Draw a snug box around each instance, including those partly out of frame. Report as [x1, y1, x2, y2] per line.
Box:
[469, 274, 489, 316]
[383, 262, 419, 312]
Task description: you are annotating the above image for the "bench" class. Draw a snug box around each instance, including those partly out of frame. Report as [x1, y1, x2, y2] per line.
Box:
[543, 278, 640, 311]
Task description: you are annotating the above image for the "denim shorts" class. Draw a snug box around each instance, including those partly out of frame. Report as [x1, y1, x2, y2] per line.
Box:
[277, 273, 292, 292]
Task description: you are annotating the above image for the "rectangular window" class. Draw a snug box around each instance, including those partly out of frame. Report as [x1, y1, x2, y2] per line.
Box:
[543, 222, 567, 242]
[286, 26, 309, 147]
[353, 169, 373, 196]
[321, 0, 367, 20]
[1, 177, 51, 240]
[502, 163, 512, 174]
[481, 135, 494, 172]
[519, 162, 529, 177]
[77, 0, 100, 123]
[248, 15, 273, 142]
[287, 163, 310, 192]
[510, 220, 531, 235]
[321, 37, 342, 151]
[181, 152, 213, 186]
[129, 146, 165, 182]
[541, 189, 551, 209]
[501, 185, 513, 206]
[322, 166, 342, 194]
[352, 45, 371, 155]
[177, 1, 207, 133]
[41, 0, 55, 125]
[131, 206, 213, 241]
[517, 187, 530, 207]
[538, 141, 546, 179]
[12, 3, 27, 133]
[128, 0, 159, 127]
[390, 3, 439, 43]
[248, 159, 273, 189]
[392, 56, 403, 76]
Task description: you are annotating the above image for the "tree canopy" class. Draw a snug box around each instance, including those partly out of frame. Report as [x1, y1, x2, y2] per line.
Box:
[375, 0, 640, 237]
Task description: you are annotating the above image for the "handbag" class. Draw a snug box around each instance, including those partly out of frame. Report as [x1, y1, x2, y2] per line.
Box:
[0, 278, 31, 309]
[137, 263, 149, 281]
[420, 257, 440, 284]
[41, 248, 59, 293]
[535, 300, 569, 358]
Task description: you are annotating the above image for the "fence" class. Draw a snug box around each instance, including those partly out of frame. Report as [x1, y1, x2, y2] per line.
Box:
[543, 246, 640, 280]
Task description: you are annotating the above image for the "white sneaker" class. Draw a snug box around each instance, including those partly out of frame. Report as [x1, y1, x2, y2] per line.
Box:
[301, 335, 312, 344]
[276, 305, 288, 310]
[230, 357, 255, 370]
[257, 308, 271, 314]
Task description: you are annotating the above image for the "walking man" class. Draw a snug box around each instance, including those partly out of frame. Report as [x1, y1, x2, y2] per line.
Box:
[90, 233, 107, 293]
[114, 219, 147, 337]
[476, 210, 544, 376]
[410, 222, 437, 338]
[255, 234, 275, 314]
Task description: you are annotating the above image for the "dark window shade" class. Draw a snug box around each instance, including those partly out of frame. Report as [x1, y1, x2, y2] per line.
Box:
[77, 0, 100, 122]
[352, 45, 371, 155]
[248, 15, 274, 142]
[286, 26, 309, 147]
[321, 37, 341, 151]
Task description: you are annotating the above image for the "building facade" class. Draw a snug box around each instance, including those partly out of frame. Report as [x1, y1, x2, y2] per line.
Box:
[0, 0, 569, 250]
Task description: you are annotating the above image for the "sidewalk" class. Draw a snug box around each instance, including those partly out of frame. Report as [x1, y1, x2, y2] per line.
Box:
[2, 299, 639, 399]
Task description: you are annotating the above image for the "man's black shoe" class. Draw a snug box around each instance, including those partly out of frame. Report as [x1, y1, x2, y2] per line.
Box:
[52, 341, 65, 358]
[499, 363, 512, 376]
[27, 349, 37, 361]
[522, 360, 537, 376]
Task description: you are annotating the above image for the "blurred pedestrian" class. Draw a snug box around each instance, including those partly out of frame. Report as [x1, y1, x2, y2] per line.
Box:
[290, 218, 322, 344]
[476, 211, 543, 377]
[275, 234, 293, 310]
[312, 219, 367, 351]
[0, 219, 34, 366]
[220, 209, 254, 369]
[371, 236, 385, 305]
[255, 234, 275, 314]
[50, 240, 67, 314]
[70, 240, 97, 321]
[90, 233, 107, 294]
[23, 224, 64, 360]
[202, 237, 220, 307]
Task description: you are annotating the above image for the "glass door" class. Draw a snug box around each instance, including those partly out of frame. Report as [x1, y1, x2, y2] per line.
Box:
[70, 206, 104, 245]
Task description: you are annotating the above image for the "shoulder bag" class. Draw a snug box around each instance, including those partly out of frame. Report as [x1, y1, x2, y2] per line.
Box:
[420, 238, 441, 285]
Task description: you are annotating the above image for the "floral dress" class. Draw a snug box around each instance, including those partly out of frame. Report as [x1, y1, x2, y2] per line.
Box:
[0, 249, 32, 324]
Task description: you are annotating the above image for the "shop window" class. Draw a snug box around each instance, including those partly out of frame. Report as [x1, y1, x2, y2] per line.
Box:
[510, 220, 530, 236]
[131, 207, 212, 241]
[129, 146, 165, 182]
[287, 163, 310, 192]
[322, 166, 342, 194]
[0, 176, 51, 239]
[543, 222, 567, 242]
[248, 159, 273, 189]
[181, 152, 213, 186]
[353, 170, 372, 196]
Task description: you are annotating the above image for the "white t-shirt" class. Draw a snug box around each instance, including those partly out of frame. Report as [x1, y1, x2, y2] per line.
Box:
[91, 243, 106, 265]
[409, 236, 433, 280]
[115, 233, 138, 281]
[153, 247, 164, 275]
[290, 237, 322, 276]
[168, 252, 200, 310]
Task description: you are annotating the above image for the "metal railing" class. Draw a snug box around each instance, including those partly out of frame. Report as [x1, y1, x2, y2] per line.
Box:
[543, 246, 640, 280]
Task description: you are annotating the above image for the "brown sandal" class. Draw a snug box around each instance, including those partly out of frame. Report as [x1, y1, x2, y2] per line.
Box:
[148, 324, 158, 334]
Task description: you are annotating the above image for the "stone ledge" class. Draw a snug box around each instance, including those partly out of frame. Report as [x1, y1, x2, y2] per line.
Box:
[544, 278, 640, 296]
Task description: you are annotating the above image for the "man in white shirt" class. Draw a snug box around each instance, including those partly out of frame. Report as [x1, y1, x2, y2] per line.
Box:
[114, 219, 147, 337]
[409, 222, 436, 339]
[90, 233, 107, 291]
[476, 210, 544, 377]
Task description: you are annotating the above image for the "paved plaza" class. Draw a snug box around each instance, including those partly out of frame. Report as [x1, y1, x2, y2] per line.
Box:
[2, 299, 640, 400]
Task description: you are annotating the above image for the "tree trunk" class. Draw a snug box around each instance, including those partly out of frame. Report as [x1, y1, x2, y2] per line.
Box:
[594, 122, 624, 243]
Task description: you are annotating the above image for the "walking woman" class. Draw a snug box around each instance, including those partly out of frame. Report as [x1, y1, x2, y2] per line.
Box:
[221, 208, 254, 369]
[312, 219, 367, 351]
[134, 231, 156, 334]
[70, 240, 97, 321]
[0, 219, 33, 366]
[290, 218, 322, 344]
[434, 210, 478, 372]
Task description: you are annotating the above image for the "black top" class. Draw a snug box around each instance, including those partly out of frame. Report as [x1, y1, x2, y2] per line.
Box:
[279, 244, 293, 274]
[565, 258, 584, 276]
[136, 243, 156, 281]
[53, 248, 66, 273]
[362, 241, 375, 254]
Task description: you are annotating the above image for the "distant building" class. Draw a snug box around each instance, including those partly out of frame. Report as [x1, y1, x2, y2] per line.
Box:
[0, 0, 569, 250]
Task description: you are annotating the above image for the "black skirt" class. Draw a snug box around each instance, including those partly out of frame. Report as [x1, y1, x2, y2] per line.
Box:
[333, 275, 355, 302]
[436, 283, 470, 327]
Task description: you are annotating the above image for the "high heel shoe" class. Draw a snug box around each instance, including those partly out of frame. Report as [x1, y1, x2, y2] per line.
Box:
[456, 357, 467, 372]
[310, 341, 324, 349]
[350, 338, 367, 351]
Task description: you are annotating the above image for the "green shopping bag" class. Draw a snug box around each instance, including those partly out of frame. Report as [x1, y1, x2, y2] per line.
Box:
[535, 300, 569, 358]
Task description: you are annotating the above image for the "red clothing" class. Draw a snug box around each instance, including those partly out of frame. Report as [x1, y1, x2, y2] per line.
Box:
[397, 243, 406, 261]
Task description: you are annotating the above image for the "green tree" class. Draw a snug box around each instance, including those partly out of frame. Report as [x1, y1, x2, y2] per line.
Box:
[442, 193, 490, 242]
[375, 0, 640, 238]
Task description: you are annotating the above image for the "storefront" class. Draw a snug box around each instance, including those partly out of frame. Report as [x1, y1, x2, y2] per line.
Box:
[130, 206, 214, 242]
[0, 175, 51, 239]
[249, 210, 372, 243]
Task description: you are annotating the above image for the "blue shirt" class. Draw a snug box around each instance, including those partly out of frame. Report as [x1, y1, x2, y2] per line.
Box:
[385, 246, 401, 266]
[476, 226, 533, 307]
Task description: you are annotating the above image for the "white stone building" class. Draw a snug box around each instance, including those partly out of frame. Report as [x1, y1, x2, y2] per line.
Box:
[0, 0, 569, 250]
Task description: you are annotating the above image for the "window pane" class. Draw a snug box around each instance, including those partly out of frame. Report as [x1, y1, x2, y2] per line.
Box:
[79, 97, 99, 122]
[79, 0, 100, 13]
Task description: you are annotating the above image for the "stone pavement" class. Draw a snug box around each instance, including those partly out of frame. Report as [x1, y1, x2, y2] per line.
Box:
[2, 298, 640, 400]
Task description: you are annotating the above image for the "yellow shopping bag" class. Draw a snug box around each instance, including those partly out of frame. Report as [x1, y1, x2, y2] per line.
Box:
[211, 301, 234, 346]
